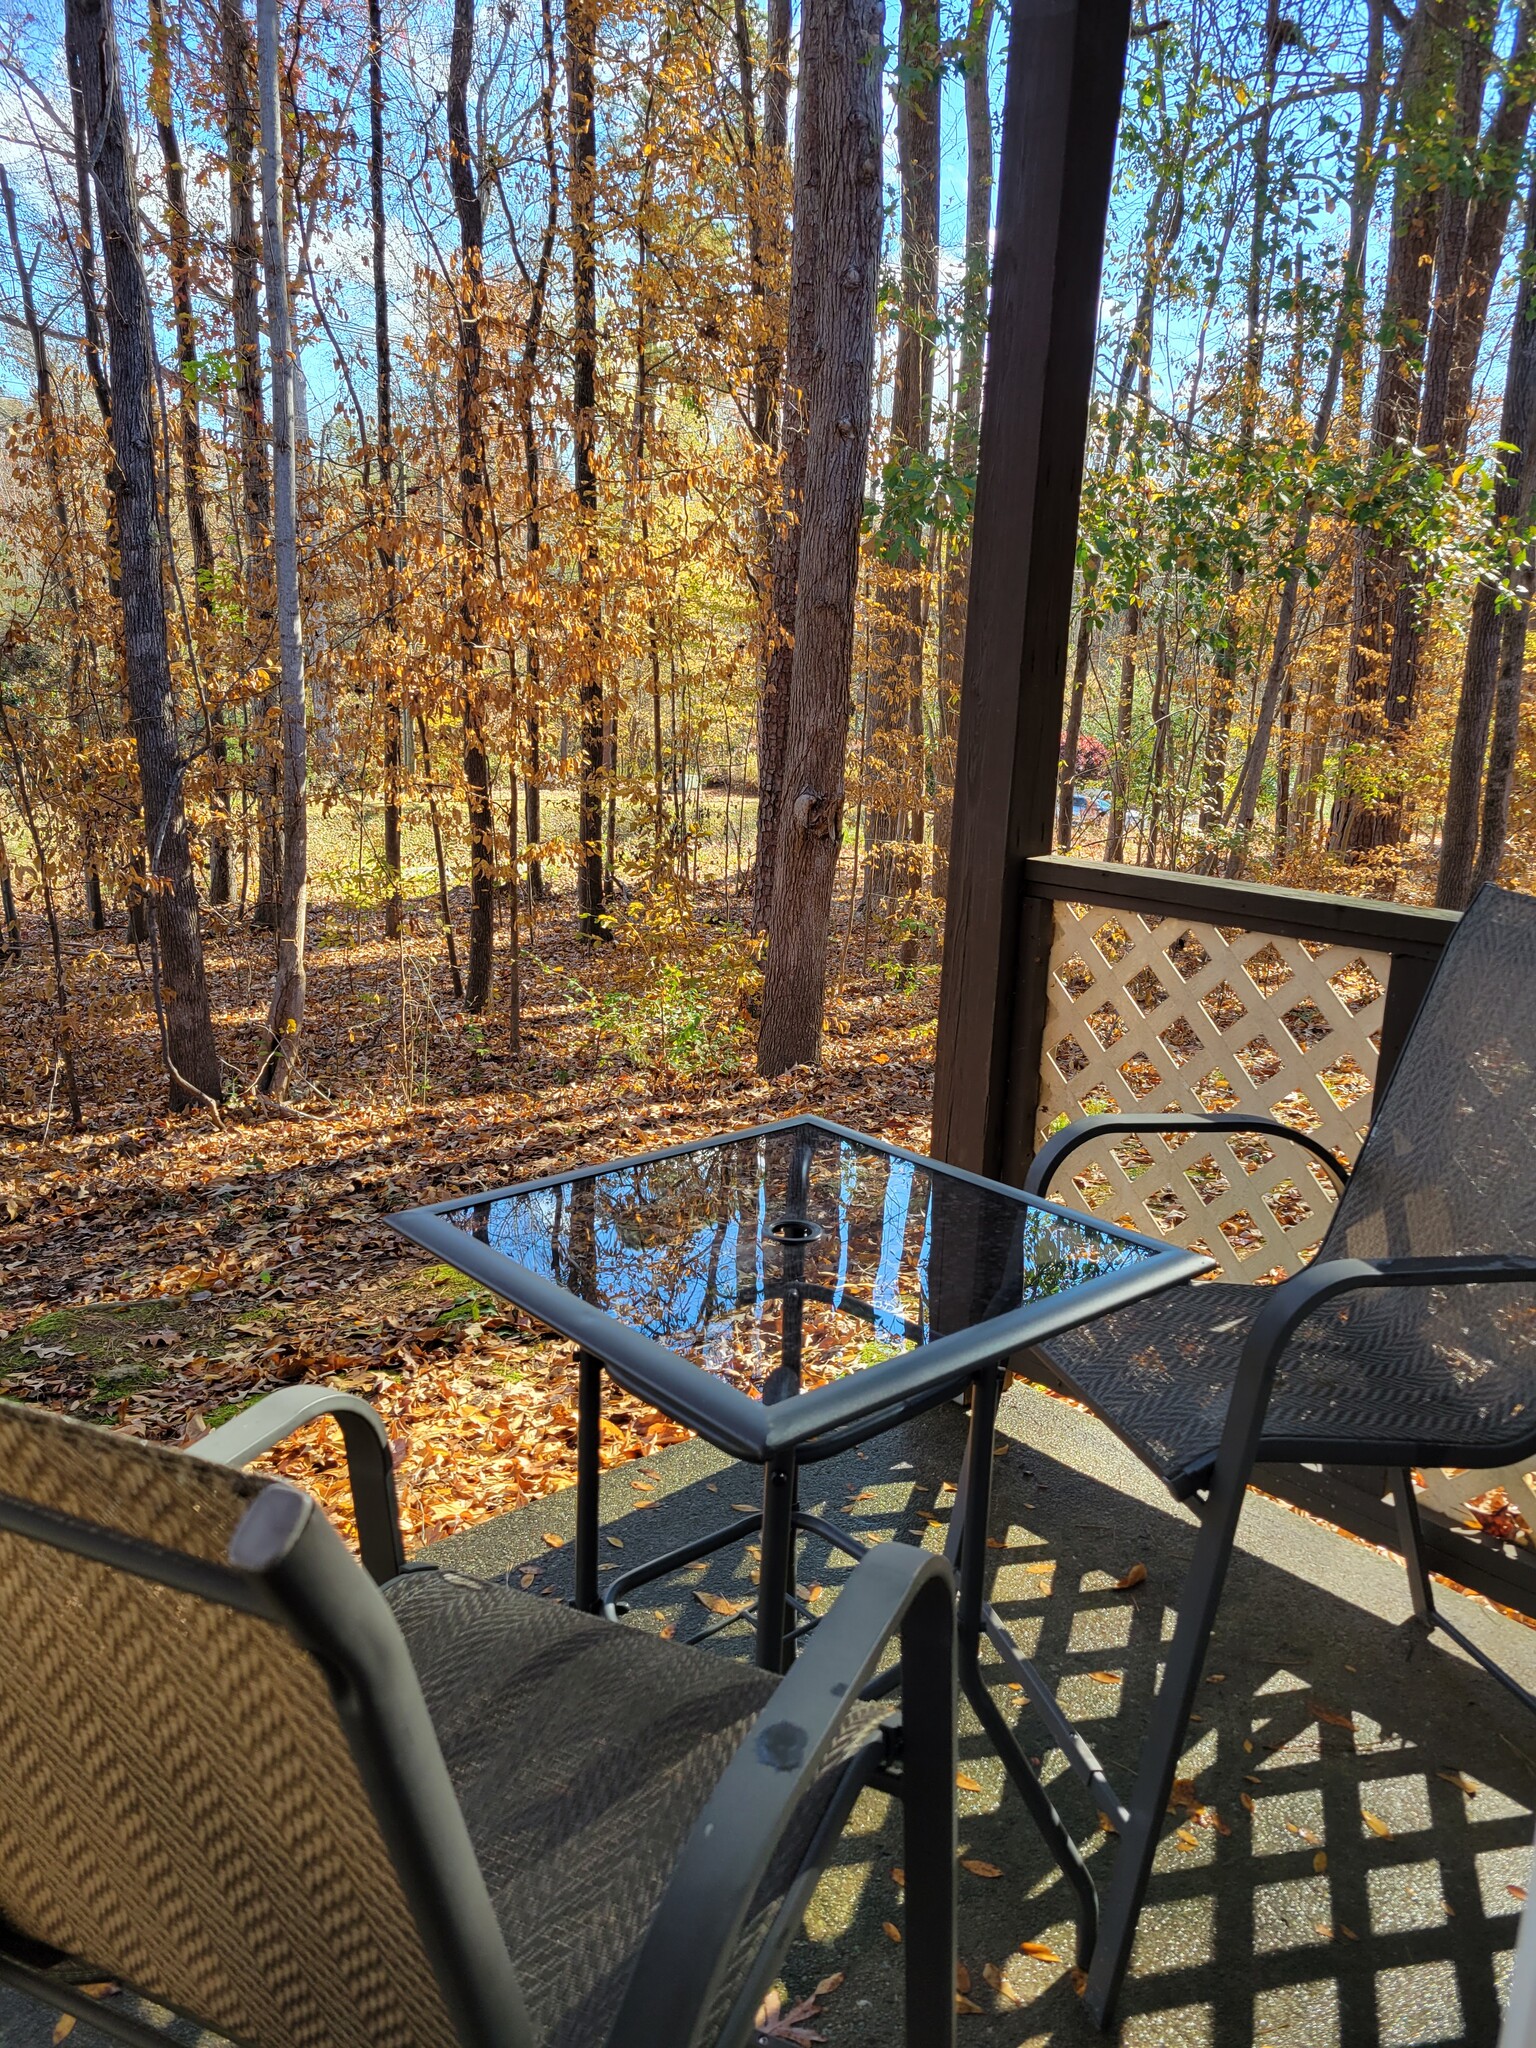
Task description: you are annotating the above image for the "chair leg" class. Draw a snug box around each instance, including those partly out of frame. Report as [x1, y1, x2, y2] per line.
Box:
[900, 1574, 957, 2048]
[1084, 1449, 1253, 2028]
[1392, 1468, 1437, 1627]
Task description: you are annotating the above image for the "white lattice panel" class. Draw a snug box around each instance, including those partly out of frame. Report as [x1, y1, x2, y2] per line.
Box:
[1036, 900, 1387, 1282]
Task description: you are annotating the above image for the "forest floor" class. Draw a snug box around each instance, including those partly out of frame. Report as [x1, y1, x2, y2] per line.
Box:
[0, 859, 941, 1548]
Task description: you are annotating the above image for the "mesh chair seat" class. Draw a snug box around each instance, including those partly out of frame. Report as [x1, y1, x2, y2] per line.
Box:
[384, 1568, 882, 2048]
[1037, 1278, 1536, 1500]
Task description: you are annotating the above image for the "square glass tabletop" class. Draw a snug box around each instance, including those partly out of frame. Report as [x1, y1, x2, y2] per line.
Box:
[389, 1117, 1208, 1458]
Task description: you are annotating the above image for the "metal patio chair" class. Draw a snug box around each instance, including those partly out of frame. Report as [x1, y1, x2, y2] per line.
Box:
[991, 881, 1536, 2025]
[0, 1385, 957, 2048]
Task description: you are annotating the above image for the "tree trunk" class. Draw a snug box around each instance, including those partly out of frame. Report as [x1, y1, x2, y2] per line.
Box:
[368, 0, 403, 941]
[254, 0, 307, 1097]
[756, 0, 884, 1076]
[865, 0, 940, 904]
[1057, 603, 1093, 851]
[568, 0, 606, 939]
[448, 0, 497, 1003]
[748, 0, 795, 926]
[1472, 556, 1533, 891]
[933, 0, 994, 892]
[1331, 0, 1451, 853]
[1223, 11, 1384, 869]
[67, 0, 222, 1109]
[1438, 171, 1536, 906]
[519, 0, 560, 909]
[1200, 0, 1282, 848]
[1105, 592, 1139, 862]
[148, 0, 231, 908]
[220, 0, 279, 928]
[0, 821, 21, 962]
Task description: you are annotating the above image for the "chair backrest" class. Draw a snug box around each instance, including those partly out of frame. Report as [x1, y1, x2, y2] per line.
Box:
[1321, 883, 1536, 1263]
[0, 1400, 524, 2048]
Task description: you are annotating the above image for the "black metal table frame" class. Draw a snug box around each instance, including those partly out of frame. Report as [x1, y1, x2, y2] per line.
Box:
[390, 1114, 1208, 1951]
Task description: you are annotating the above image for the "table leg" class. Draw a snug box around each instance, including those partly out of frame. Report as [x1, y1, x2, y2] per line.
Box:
[574, 1349, 603, 1614]
[956, 1364, 1099, 1963]
[757, 1454, 797, 1672]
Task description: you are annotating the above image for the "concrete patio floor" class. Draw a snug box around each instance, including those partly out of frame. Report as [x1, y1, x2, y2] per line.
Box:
[6, 1380, 1534, 2046]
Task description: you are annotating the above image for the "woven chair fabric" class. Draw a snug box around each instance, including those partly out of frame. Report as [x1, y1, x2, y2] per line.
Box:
[0, 1402, 458, 2048]
[383, 1567, 883, 2048]
[1035, 886, 1536, 1495]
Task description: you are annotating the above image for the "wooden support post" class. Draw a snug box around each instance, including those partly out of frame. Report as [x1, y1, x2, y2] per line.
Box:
[932, 0, 1131, 1183]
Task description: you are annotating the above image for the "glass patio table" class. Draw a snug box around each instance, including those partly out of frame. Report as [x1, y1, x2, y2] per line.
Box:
[389, 1116, 1206, 1679]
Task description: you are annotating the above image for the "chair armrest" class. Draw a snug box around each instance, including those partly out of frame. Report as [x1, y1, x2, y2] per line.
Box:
[606, 1540, 956, 2048]
[1024, 1111, 1349, 1199]
[188, 1387, 406, 1585]
[1191, 1252, 1536, 1502]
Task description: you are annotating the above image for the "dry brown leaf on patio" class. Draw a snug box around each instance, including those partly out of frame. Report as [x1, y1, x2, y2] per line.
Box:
[1240, 1791, 1257, 1815]
[1024, 1560, 1056, 1575]
[961, 1859, 1003, 1879]
[983, 1962, 1022, 2005]
[1362, 1810, 1391, 1838]
[1340, 1925, 1359, 1940]
[1168, 1778, 1202, 1812]
[1174, 1828, 1199, 1852]
[693, 1589, 747, 1617]
[1313, 1851, 1328, 1873]
[1314, 1923, 1333, 1940]
[1070, 1969, 1089, 1997]
[1113, 1562, 1147, 1590]
[812, 1974, 844, 1998]
[541, 1533, 564, 1548]
[1205, 1672, 1227, 1684]
[1438, 1769, 1479, 1796]
[1511, 1885, 1529, 1904]
[955, 1994, 984, 2015]
[1088, 1671, 1121, 1685]
[606, 1536, 623, 1548]
[956, 1963, 971, 1993]
[891, 1867, 905, 1887]
[52, 2019, 74, 2043]
[1098, 1811, 1119, 1834]
[882, 1921, 902, 1943]
[1018, 1941, 1060, 1963]
[956, 1771, 983, 1792]
[1311, 1701, 1353, 1729]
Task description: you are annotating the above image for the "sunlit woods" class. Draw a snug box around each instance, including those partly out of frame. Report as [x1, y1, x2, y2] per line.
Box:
[2, 0, 1536, 1132]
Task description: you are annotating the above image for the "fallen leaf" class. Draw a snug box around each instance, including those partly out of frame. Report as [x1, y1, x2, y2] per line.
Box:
[1098, 1811, 1119, 1834]
[955, 1994, 983, 2015]
[1314, 1922, 1334, 1940]
[1438, 1769, 1479, 1796]
[1024, 1560, 1056, 1575]
[1311, 1701, 1353, 1729]
[605, 1536, 624, 1549]
[1168, 1778, 1202, 1812]
[1340, 1924, 1359, 1940]
[52, 2020, 74, 2044]
[955, 1963, 971, 1993]
[1313, 1850, 1328, 1873]
[956, 1771, 983, 1792]
[1018, 1941, 1059, 1962]
[1205, 1672, 1227, 1685]
[891, 1866, 905, 1887]
[1362, 1810, 1391, 1838]
[1175, 1828, 1199, 1852]
[1070, 1967, 1088, 1996]
[694, 1589, 748, 1617]
[983, 1962, 1022, 2004]
[1243, 1738, 1254, 1753]
[883, 1921, 902, 1943]
[961, 1859, 1003, 1879]
[1088, 1671, 1121, 1686]
[812, 1974, 844, 1998]
[1113, 1561, 1147, 1589]
[1240, 1790, 1256, 1815]
[1511, 1885, 1529, 1904]
[541, 1533, 564, 1548]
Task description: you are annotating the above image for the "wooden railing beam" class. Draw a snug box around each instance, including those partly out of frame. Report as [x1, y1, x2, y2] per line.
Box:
[932, 0, 1132, 1183]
